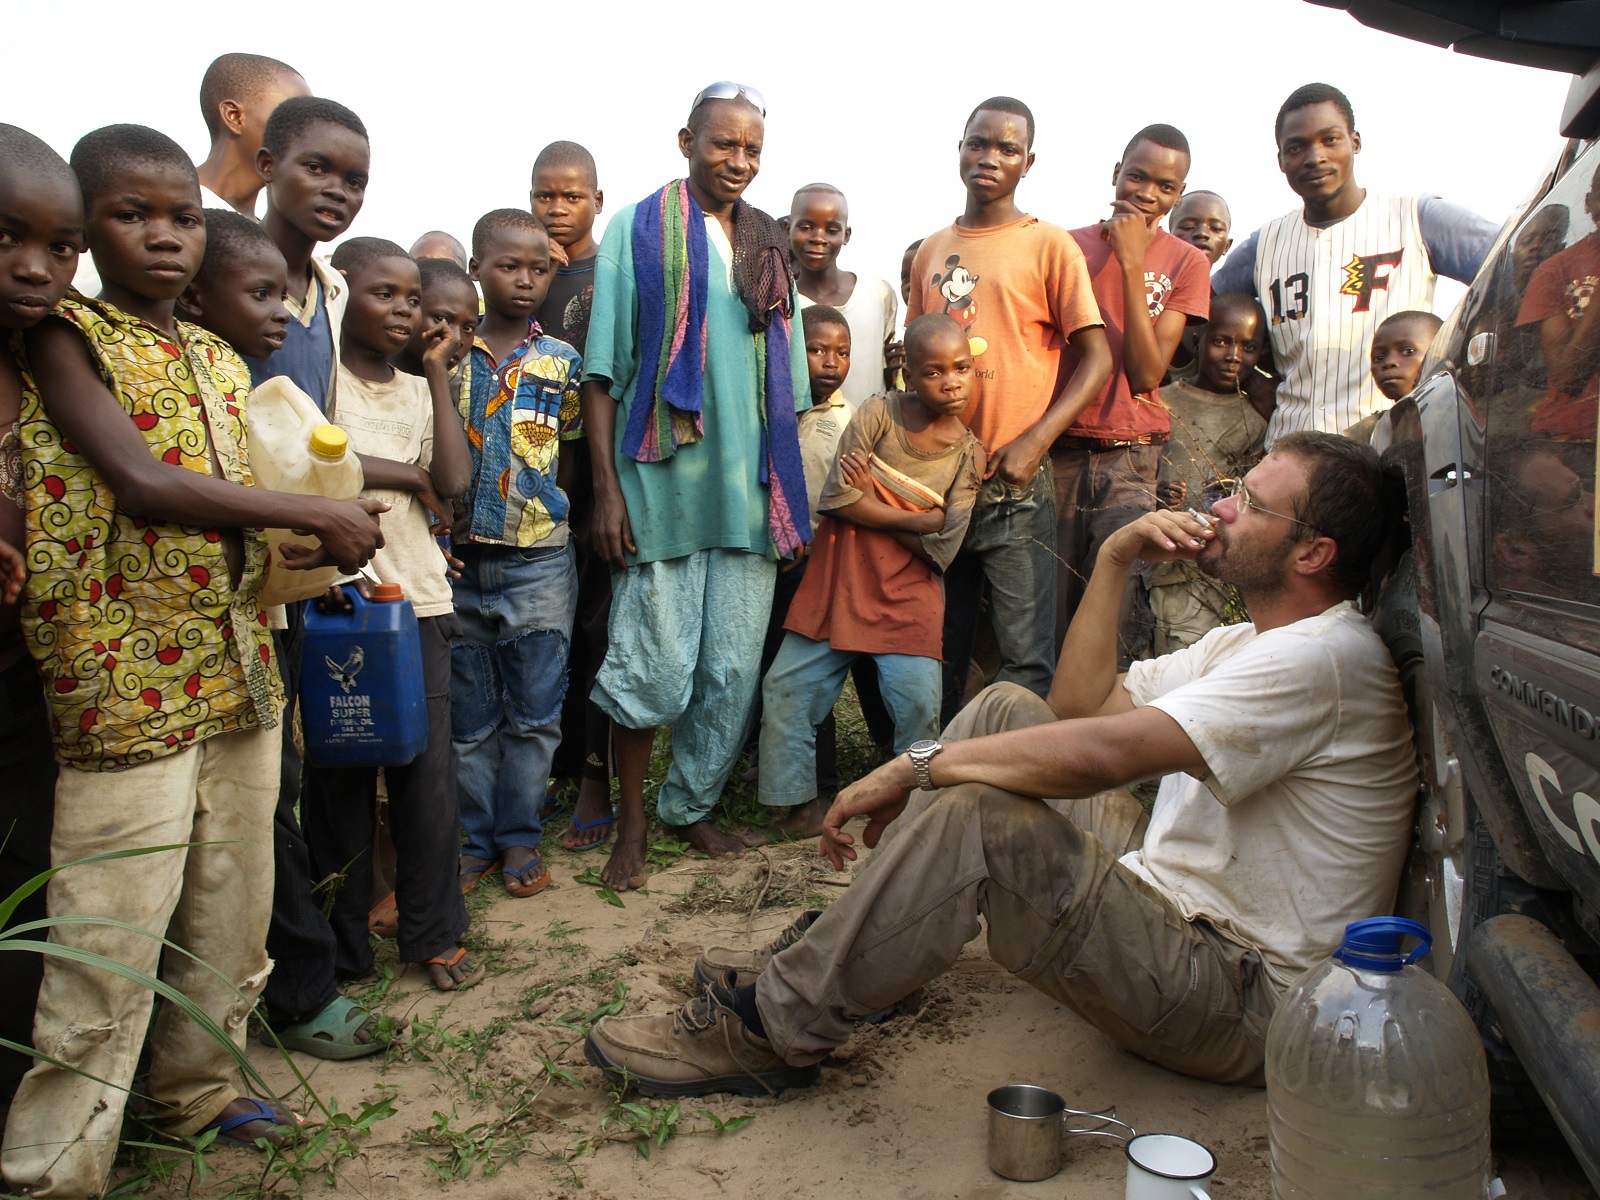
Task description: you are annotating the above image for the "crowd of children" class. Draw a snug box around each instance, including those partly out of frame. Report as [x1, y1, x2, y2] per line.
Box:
[0, 55, 1468, 1196]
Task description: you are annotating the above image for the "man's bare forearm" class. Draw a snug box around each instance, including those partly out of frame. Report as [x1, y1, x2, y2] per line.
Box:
[1047, 543, 1134, 718]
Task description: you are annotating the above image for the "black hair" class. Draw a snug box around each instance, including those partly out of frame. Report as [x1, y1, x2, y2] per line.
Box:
[0, 124, 81, 202]
[532, 140, 599, 189]
[793, 181, 845, 204]
[193, 208, 282, 287]
[1122, 123, 1189, 161]
[801, 304, 849, 341]
[686, 91, 763, 133]
[261, 96, 367, 160]
[964, 97, 1035, 148]
[1172, 189, 1230, 218]
[199, 53, 303, 139]
[1275, 83, 1355, 143]
[905, 237, 924, 255]
[471, 208, 546, 260]
[329, 235, 410, 276]
[1273, 430, 1393, 596]
[418, 255, 474, 292]
[1206, 291, 1265, 330]
[1375, 309, 1443, 339]
[410, 230, 468, 265]
[904, 313, 967, 364]
[70, 124, 199, 207]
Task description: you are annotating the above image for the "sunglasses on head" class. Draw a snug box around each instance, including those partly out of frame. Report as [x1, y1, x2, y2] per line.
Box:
[689, 81, 766, 118]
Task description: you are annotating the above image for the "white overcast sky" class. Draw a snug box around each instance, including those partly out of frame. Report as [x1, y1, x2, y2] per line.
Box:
[9, 0, 1577, 319]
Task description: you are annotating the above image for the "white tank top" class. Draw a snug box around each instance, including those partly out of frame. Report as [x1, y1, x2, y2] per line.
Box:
[1253, 193, 1435, 445]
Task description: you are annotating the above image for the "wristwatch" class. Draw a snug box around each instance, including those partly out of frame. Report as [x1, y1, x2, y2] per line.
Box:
[907, 739, 943, 791]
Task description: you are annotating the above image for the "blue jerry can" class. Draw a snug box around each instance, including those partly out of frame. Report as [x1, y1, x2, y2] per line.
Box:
[300, 582, 428, 767]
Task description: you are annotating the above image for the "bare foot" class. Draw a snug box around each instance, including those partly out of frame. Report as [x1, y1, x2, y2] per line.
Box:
[671, 820, 747, 859]
[600, 815, 649, 890]
[562, 777, 615, 850]
[772, 797, 828, 839]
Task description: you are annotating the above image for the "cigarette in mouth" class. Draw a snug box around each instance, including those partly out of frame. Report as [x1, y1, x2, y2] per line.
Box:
[1187, 508, 1218, 527]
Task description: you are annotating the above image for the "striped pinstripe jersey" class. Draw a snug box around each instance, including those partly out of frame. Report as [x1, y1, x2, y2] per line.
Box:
[1253, 194, 1435, 445]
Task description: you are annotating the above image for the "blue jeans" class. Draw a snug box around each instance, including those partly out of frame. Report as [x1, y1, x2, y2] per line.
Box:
[758, 632, 940, 806]
[940, 459, 1059, 724]
[450, 542, 578, 859]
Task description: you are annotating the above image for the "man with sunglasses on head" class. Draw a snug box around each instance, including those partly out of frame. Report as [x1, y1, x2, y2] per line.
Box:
[581, 81, 812, 892]
[585, 431, 1417, 1097]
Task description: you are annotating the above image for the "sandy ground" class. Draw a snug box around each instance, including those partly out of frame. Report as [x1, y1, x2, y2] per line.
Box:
[134, 834, 1595, 1200]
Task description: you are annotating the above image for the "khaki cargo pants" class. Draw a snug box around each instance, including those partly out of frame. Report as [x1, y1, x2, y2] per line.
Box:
[756, 683, 1277, 1086]
[2, 723, 278, 1198]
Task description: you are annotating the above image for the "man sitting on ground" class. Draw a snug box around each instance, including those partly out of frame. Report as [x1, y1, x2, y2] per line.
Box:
[585, 431, 1418, 1094]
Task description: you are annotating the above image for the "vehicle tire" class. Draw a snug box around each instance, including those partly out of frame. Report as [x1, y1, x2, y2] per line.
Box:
[1374, 553, 1558, 1145]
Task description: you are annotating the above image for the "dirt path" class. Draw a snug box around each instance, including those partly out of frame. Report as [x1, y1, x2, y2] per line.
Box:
[157, 835, 1592, 1199]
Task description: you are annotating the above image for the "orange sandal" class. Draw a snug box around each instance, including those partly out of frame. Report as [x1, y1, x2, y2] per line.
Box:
[502, 856, 551, 898]
[424, 947, 484, 991]
[368, 892, 398, 938]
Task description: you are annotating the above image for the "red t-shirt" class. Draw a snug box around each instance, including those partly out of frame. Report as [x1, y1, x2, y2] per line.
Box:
[1517, 232, 1600, 439]
[1061, 226, 1211, 441]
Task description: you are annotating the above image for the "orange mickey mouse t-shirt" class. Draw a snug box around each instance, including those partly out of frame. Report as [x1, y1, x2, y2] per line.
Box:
[907, 215, 1102, 453]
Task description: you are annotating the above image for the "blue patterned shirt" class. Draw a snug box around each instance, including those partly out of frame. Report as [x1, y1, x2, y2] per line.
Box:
[457, 320, 582, 548]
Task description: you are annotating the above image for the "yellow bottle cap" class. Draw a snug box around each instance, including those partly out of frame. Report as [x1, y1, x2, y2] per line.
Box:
[309, 424, 348, 460]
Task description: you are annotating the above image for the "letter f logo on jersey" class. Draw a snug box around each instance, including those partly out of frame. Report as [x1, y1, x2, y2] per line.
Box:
[1340, 250, 1405, 313]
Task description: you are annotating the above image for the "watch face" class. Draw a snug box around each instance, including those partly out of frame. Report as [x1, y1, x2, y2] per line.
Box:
[909, 740, 939, 756]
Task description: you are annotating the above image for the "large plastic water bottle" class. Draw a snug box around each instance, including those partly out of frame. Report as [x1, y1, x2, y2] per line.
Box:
[300, 583, 428, 768]
[246, 377, 365, 606]
[1265, 917, 1491, 1199]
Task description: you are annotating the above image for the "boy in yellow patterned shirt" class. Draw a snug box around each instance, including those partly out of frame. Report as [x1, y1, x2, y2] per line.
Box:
[3, 125, 386, 1199]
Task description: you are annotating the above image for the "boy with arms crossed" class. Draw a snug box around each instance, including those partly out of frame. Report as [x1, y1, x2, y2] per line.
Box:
[759, 314, 983, 835]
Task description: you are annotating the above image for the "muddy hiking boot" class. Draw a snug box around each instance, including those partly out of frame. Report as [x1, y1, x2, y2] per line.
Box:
[692, 909, 822, 989]
[585, 971, 820, 1099]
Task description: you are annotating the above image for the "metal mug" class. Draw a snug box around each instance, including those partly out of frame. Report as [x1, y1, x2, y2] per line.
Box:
[985, 1084, 1132, 1182]
[1124, 1132, 1216, 1200]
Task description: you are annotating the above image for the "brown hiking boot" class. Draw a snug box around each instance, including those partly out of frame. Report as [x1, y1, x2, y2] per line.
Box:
[692, 909, 821, 990]
[584, 973, 819, 1098]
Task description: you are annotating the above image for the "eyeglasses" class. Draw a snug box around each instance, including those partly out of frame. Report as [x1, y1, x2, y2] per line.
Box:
[689, 81, 767, 118]
[1226, 477, 1319, 533]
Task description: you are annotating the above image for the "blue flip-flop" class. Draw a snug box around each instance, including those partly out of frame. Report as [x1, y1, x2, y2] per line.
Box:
[562, 812, 616, 852]
[195, 1096, 296, 1149]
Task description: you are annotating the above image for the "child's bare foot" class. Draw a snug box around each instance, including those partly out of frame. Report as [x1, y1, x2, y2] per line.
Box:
[772, 797, 828, 839]
[672, 820, 747, 859]
[600, 815, 650, 890]
[561, 777, 615, 850]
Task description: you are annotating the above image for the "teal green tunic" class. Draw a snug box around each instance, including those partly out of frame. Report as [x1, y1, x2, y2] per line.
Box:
[584, 202, 811, 566]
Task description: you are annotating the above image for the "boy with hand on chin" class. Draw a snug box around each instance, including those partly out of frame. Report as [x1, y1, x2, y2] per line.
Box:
[454, 209, 580, 899]
[396, 256, 478, 377]
[1054, 124, 1211, 663]
[302, 237, 478, 991]
[4, 124, 386, 1197]
[790, 183, 898, 403]
[0, 124, 82, 1117]
[758, 314, 983, 836]
[1150, 293, 1268, 652]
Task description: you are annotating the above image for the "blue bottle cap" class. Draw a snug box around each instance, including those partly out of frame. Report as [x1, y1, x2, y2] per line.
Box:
[1332, 917, 1432, 972]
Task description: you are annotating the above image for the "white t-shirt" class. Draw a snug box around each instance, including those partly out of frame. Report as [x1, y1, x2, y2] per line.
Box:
[333, 365, 454, 618]
[797, 389, 854, 522]
[799, 277, 898, 405]
[1121, 601, 1417, 988]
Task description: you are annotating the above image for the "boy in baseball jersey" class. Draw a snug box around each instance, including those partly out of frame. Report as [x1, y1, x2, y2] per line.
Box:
[1212, 82, 1495, 446]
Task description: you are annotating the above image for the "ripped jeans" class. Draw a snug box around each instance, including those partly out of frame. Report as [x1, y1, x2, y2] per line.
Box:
[450, 542, 578, 859]
[2, 722, 279, 1198]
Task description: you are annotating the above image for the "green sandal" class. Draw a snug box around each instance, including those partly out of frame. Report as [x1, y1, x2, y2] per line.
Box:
[261, 995, 387, 1061]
